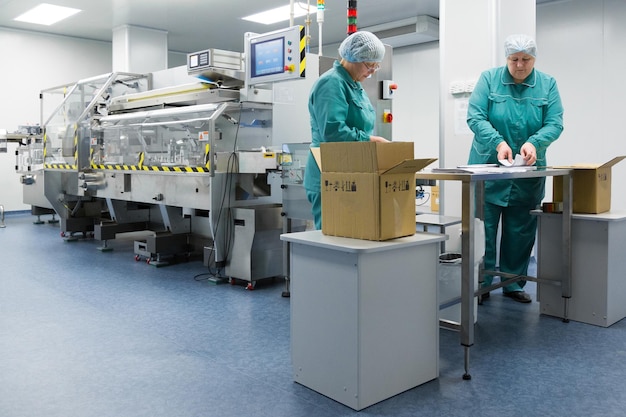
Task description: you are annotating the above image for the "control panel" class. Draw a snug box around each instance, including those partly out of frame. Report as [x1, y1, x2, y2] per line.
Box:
[244, 25, 306, 86]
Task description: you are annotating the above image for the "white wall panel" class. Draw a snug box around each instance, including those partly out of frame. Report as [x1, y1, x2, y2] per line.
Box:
[602, 0, 626, 211]
[538, 0, 626, 210]
[0, 29, 112, 211]
[392, 42, 440, 159]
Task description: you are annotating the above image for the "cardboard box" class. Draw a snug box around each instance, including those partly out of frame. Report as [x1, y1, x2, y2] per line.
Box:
[430, 185, 440, 213]
[553, 156, 626, 214]
[319, 141, 437, 241]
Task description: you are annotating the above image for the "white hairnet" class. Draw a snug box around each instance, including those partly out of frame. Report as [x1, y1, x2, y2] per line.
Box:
[338, 31, 385, 63]
[504, 34, 537, 57]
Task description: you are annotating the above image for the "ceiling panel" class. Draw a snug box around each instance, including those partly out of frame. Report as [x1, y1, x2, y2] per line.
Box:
[0, 0, 439, 53]
[0, 1, 559, 54]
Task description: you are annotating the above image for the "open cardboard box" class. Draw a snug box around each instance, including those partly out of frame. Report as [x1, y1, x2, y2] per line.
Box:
[315, 141, 437, 241]
[553, 156, 626, 214]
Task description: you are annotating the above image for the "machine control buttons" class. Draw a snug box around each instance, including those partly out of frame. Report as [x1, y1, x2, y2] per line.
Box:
[382, 80, 398, 100]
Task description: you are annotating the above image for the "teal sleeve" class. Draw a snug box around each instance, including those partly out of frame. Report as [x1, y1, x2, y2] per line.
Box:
[527, 78, 564, 154]
[467, 71, 505, 157]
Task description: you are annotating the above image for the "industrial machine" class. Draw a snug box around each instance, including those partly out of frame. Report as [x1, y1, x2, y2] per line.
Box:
[41, 72, 152, 238]
[33, 27, 306, 288]
[26, 25, 394, 289]
[5, 125, 57, 223]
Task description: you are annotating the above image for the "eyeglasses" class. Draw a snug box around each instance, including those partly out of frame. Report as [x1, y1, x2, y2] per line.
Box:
[362, 62, 380, 72]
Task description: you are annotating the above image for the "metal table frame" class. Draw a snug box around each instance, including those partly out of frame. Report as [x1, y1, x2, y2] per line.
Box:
[415, 168, 573, 380]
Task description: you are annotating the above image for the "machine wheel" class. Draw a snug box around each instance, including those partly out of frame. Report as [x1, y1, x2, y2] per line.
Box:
[134, 255, 141, 262]
[246, 282, 256, 291]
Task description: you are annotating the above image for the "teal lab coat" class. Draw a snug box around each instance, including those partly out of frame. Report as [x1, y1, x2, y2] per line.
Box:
[467, 66, 563, 290]
[303, 60, 376, 229]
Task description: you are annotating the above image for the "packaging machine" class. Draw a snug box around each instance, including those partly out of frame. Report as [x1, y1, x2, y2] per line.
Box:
[36, 28, 308, 286]
[27, 25, 393, 288]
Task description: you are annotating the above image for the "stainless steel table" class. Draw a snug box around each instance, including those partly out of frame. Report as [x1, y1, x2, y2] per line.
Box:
[415, 167, 573, 380]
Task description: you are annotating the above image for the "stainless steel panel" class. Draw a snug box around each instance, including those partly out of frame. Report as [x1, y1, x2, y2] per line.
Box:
[226, 205, 284, 282]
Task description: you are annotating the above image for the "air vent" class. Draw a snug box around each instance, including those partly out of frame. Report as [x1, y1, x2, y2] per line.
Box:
[364, 16, 439, 48]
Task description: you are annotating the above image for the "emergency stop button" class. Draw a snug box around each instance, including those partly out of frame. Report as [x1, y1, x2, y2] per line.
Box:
[383, 109, 393, 123]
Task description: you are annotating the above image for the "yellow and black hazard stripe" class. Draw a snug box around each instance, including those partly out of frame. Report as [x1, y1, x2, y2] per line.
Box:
[299, 25, 306, 78]
[89, 148, 212, 172]
[73, 123, 78, 166]
[204, 143, 211, 170]
[90, 163, 211, 173]
[44, 163, 78, 170]
[42, 129, 48, 161]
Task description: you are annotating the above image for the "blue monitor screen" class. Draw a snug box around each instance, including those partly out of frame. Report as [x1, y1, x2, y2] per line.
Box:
[251, 38, 284, 78]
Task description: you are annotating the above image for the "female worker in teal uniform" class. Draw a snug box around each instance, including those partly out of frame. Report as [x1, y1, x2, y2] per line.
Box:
[467, 34, 564, 303]
[303, 31, 389, 230]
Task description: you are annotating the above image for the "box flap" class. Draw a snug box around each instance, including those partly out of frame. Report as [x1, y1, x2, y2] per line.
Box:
[320, 141, 414, 173]
[555, 156, 626, 170]
[376, 142, 414, 171]
[382, 158, 438, 175]
[600, 156, 626, 169]
[310, 147, 322, 170]
[554, 163, 598, 169]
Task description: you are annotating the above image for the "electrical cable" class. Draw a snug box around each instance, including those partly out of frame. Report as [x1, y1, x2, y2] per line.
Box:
[200, 102, 243, 282]
[416, 194, 431, 206]
[416, 185, 431, 206]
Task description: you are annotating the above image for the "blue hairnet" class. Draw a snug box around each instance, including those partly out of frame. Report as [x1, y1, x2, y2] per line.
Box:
[504, 34, 537, 57]
[338, 31, 385, 63]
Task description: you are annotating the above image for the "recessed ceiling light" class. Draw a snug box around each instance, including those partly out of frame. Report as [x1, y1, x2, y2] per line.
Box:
[14, 3, 81, 26]
[242, 2, 317, 25]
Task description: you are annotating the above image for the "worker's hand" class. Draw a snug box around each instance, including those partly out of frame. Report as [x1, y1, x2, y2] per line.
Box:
[496, 142, 513, 163]
[520, 142, 537, 166]
[369, 135, 389, 143]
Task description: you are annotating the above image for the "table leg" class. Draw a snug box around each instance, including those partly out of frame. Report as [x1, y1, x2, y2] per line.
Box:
[460, 180, 476, 379]
[282, 218, 291, 298]
[560, 173, 573, 321]
[463, 346, 472, 380]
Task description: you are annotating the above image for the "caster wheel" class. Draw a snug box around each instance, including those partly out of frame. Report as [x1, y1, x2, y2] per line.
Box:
[146, 258, 151, 264]
[135, 255, 141, 262]
[246, 282, 255, 291]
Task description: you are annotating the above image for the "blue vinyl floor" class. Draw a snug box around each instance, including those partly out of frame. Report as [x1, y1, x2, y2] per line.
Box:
[2, 211, 626, 417]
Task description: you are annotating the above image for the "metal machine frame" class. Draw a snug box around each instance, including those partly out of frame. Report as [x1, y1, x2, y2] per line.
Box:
[25, 27, 395, 289]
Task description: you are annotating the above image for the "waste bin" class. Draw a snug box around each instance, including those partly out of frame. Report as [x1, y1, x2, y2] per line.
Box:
[438, 218, 485, 326]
